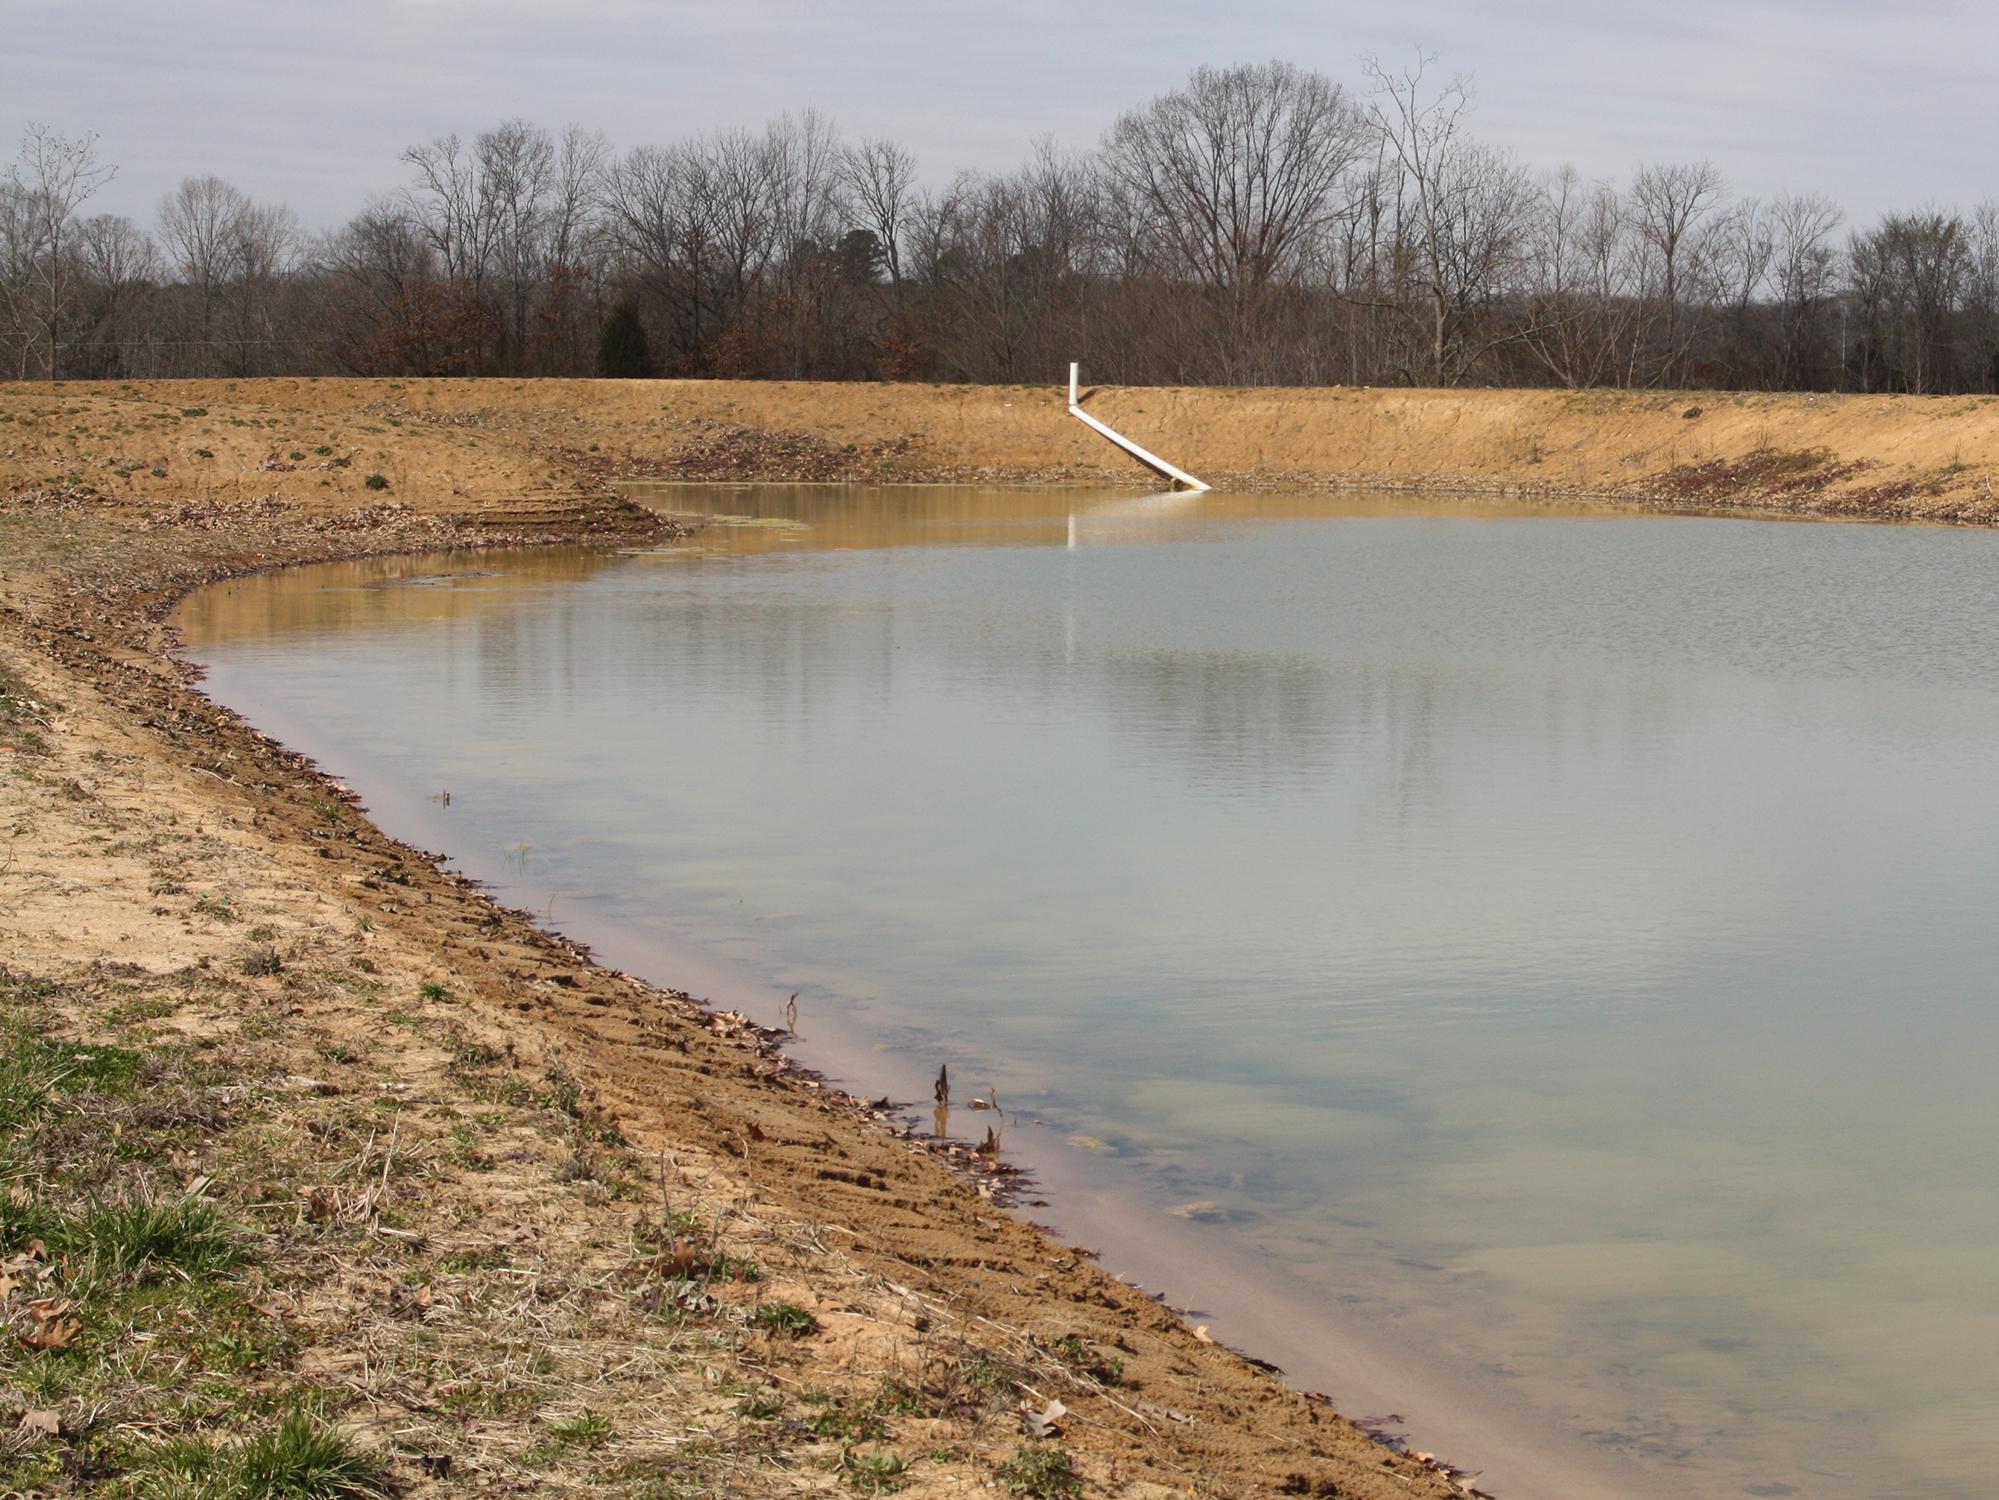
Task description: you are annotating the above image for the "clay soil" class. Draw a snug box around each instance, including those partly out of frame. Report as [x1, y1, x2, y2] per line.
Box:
[9, 375, 1999, 521]
[10, 371, 1980, 1496]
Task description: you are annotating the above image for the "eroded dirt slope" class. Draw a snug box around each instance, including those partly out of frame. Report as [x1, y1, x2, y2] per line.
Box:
[8, 376, 1999, 522]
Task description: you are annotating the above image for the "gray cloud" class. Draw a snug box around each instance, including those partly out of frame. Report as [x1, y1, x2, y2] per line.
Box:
[5, 0, 1992, 230]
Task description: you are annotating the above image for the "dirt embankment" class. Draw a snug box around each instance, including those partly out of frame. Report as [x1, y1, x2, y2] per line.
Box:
[8, 377, 1999, 522]
[0, 458, 1468, 1496]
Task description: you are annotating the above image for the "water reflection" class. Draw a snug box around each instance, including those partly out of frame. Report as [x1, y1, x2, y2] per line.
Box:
[177, 485, 1999, 1500]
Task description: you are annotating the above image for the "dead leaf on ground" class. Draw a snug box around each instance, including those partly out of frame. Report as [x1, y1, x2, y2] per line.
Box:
[16, 1409, 62, 1437]
[651, 1241, 701, 1279]
[1020, 1397, 1067, 1439]
[20, 1298, 82, 1351]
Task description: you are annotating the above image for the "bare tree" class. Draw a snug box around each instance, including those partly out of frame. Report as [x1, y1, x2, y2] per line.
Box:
[1526, 165, 1635, 387]
[155, 176, 302, 373]
[228, 200, 302, 373]
[1104, 60, 1366, 379]
[1711, 197, 1775, 384]
[763, 109, 847, 377]
[403, 132, 500, 300]
[72, 213, 157, 375]
[1848, 210, 1969, 393]
[7, 125, 117, 378]
[159, 174, 252, 342]
[840, 137, 917, 300]
[1769, 191, 1843, 388]
[1956, 201, 1999, 392]
[1362, 53, 1541, 384]
[1628, 159, 1727, 384]
[477, 119, 557, 363]
[0, 179, 39, 378]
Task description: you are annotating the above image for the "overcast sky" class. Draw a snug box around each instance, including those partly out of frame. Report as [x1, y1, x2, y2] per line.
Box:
[5, 0, 1992, 232]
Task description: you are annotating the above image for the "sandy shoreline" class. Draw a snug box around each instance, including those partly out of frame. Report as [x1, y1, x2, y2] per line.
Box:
[16, 373, 1987, 1496]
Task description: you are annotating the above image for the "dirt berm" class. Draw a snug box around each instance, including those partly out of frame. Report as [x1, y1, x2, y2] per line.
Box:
[8, 376, 1999, 521]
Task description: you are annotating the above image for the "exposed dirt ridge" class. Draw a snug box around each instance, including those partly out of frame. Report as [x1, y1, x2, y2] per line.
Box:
[9, 377, 1999, 523]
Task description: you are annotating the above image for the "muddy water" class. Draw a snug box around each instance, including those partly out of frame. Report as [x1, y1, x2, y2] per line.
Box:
[177, 485, 1999, 1500]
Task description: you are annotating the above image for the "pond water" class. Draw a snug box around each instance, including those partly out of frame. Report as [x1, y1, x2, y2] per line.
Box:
[176, 485, 1999, 1500]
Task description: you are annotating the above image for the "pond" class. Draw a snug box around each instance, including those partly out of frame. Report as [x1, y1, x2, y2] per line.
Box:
[176, 484, 1999, 1500]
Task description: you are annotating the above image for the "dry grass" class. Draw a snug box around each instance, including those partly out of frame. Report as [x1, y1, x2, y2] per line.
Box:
[0, 947, 1078, 1497]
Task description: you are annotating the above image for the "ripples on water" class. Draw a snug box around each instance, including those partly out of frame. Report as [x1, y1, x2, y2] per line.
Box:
[177, 487, 1999, 1499]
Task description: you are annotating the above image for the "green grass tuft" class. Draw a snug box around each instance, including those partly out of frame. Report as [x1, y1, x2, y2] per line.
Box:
[72, 1189, 247, 1281]
[995, 1445, 1082, 1498]
[546, 1409, 612, 1445]
[132, 1411, 389, 1499]
[751, 1301, 819, 1339]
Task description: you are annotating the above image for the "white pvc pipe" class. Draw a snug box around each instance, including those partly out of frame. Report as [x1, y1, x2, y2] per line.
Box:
[1065, 362, 1209, 492]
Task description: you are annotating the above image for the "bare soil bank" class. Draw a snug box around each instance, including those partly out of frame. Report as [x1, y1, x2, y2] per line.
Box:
[9, 376, 1999, 521]
[0, 478, 1467, 1495]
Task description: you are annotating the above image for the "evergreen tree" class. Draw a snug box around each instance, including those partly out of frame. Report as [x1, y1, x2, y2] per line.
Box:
[595, 299, 653, 378]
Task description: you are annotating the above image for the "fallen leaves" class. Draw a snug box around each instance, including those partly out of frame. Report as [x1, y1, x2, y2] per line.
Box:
[650, 1240, 702, 1280]
[19, 1297, 82, 1351]
[0, 1246, 39, 1302]
[1020, 1397, 1067, 1439]
[299, 1185, 340, 1222]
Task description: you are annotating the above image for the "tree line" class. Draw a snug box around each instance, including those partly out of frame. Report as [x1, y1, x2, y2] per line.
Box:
[8, 56, 1999, 394]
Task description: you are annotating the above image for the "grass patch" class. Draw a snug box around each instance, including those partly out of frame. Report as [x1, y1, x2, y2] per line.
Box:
[546, 1409, 612, 1445]
[0, 1015, 145, 1137]
[806, 1404, 886, 1444]
[192, 892, 239, 922]
[242, 945, 284, 977]
[0, 662, 57, 756]
[840, 1445, 906, 1492]
[751, 1301, 819, 1339]
[128, 1411, 389, 1498]
[1053, 1334, 1123, 1384]
[70, 1188, 247, 1281]
[995, 1446, 1082, 1498]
